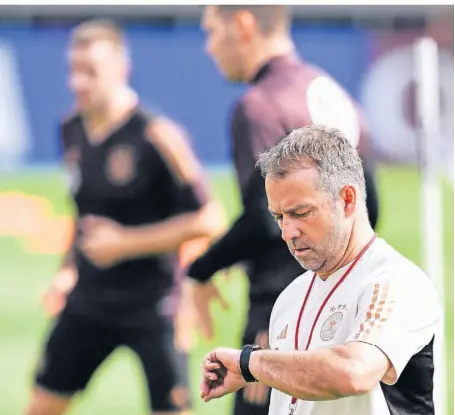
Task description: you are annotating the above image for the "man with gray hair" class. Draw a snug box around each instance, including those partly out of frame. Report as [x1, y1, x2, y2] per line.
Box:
[188, 8, 380, 412]
[200, 125, 441, 415]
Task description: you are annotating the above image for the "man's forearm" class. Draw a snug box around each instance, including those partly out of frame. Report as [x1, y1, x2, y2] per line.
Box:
[187, 211, 269, 282]
[122, 207, 216, 259]
[60, 221, 76, 270]
[187, 194, 280, 282]
[60, 244, 75, 269]
[248, 347, 358, 401]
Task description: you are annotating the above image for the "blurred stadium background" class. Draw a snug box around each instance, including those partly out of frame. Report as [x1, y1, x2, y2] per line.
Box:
[0, 4, 453, 415]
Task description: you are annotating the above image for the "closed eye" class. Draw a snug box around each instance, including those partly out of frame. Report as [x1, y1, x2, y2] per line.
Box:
[272, 215, 283, 223]
[293, 211, 311, 219]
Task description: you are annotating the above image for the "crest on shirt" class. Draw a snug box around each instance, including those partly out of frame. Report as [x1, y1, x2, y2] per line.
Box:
[105, 145, 137, 186]
[320, 311, 344, 341]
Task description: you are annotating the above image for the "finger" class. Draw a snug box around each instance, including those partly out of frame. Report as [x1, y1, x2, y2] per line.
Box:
[174, 316, 196, 353]
[202, 366, 227, 385]
[202, 362, 221, 380]
[203, 383, 229, 402]
[243, 383, 254, 403]
[202, 357, 220, 367]
[245, 383, 257, 404]
[255, 331, 270, 349]
[200, 377, 220, 400]
[175, 334, 195, 353]
[79, 236, 95, 254]
[198, 316, 214, 340]
[213, 286, 229, 310]
[243, 382, 269, 405]
[200, 380, 211, 399]
[80, 215, 102, 232]
[204, 362, 221, 371]
[202, 357, 221, 371]
[79, 238, 104, 258]
[202, 369, 219, 382]
[79, 244, 97, 263]
[78, 244, 105, 268]
[82, 216, 114, 235]
[204, 351, 222, 365]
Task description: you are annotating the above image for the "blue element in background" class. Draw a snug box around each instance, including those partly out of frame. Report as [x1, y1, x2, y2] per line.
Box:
[0, 24, 368, 166]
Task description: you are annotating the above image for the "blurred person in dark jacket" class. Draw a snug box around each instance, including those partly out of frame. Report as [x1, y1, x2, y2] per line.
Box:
[186, 6, 380, 415]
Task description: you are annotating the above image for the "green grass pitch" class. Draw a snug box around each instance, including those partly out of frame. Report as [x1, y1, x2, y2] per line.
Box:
[0, 165, 452, 415]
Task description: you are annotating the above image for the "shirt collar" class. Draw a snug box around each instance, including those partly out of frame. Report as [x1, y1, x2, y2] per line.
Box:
[250, 53, 300, 84]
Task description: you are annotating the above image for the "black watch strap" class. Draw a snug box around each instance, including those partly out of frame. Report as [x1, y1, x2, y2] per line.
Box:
[240, 344, 262, 382]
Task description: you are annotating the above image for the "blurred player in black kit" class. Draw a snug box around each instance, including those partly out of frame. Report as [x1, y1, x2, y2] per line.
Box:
[186, 6, 380, 415]
[25, 19, 225, 415]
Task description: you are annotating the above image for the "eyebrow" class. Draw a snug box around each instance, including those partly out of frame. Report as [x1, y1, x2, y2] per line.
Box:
[269, 204, 313, 216]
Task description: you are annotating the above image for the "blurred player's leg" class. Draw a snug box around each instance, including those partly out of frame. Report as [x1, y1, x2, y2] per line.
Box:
[25, 311, 118, 415]
[123, 314, 191, 415]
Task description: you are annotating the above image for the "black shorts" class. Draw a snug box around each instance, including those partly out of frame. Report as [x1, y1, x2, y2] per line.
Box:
[34, 309, 189, 412]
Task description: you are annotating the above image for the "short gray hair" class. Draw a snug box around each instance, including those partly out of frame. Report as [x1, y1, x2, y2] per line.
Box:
[256, 125, 366, 200]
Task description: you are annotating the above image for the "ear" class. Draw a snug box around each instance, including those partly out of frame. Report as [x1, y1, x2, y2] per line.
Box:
[340, 185, 357, 218]
[232, 9, 258, 42]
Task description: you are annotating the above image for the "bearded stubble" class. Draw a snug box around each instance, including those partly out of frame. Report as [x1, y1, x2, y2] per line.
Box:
[289, 204, 349, 273]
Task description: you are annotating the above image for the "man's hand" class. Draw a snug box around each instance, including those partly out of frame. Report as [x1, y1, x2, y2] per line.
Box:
[186, 279, 228, 340]
[42, 267, 78, 317]
[174, 305, 197, 353]
[200, 347, 246, 402]
[174, 281, 199, 353]
[79, 215, 128, 268]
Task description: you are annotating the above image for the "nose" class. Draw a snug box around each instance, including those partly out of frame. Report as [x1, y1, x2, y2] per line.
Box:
[280, 217, 301, 243]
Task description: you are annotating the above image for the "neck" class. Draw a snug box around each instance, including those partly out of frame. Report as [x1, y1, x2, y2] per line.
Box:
[85, 86, 138, 134]
[317, 212, 375, 281]
[244, 35, 295, 82]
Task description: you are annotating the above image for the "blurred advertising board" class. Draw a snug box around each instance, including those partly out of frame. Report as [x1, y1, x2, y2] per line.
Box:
[0, 24, 452, 168]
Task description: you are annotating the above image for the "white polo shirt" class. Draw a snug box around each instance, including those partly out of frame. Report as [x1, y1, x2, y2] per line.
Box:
[268, 237, 442, 415]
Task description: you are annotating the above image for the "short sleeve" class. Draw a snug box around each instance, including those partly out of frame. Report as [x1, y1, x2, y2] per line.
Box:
[346, 276, 442, 385]
[60, 120, 73, 155]
[306, 75, 361, 148]
[145, 118, 210, 214]
[231, 93, 283, 192]
[60, 116, 83, 169]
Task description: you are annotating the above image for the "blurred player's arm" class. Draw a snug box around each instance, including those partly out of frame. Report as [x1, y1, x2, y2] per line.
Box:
[43, 122, 79, 316]
[53, 119, 79, 289]
[52, 226, 77, 290]
[42, 245, 78, 317]
[120, 117, 225, 257]
[187, 97, 281, 283]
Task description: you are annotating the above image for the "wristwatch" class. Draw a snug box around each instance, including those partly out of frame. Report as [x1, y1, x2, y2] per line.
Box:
[239, 344, 262, 382]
